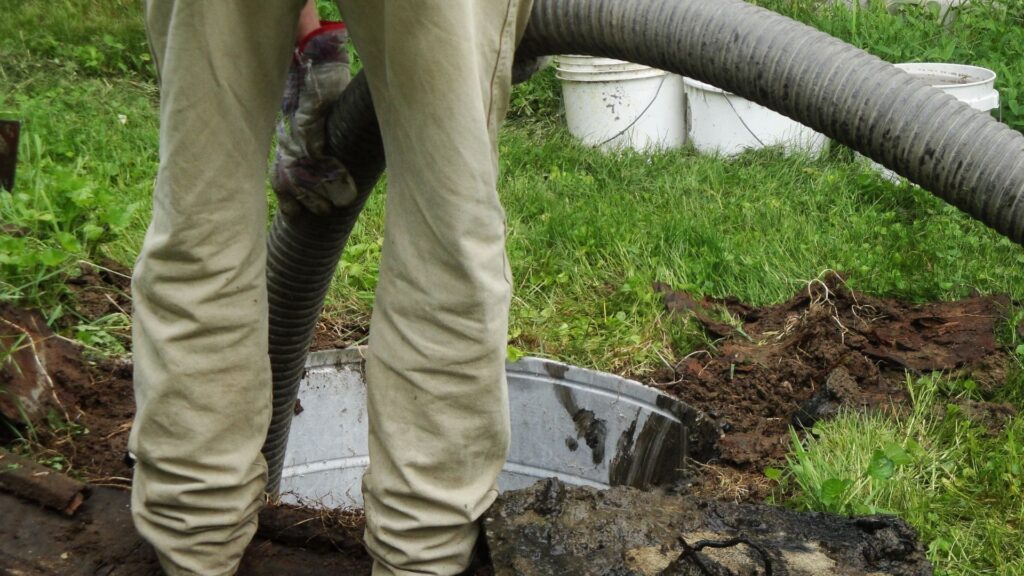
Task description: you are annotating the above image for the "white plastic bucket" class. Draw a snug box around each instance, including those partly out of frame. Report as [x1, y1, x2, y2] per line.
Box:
[279, 348, 712, 508]
[874, 63, 998, 181]
[683, 77, 827, 156]
[895, 62, 998, 112]
[555, 55, 687, 152]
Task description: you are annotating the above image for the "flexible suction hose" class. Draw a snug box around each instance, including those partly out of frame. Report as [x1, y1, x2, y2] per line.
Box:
[263, 0, 1024, 493]
[262, 74, 382, 495]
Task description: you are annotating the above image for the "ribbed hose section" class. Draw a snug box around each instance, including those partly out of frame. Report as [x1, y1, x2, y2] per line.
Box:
[263, 213, 351, 495]
[263, 72, 384, 496]
[518, 0, 1024, 243]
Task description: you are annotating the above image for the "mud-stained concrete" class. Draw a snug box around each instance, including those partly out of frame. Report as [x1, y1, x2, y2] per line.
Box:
[485, 479, 932, 576]
[609, 395, 719, 490]
[556, 386, 609, 464]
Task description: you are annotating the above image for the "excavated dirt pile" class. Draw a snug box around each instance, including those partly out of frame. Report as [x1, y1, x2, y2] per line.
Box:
[485, 478, 932, 575]
[652, 273, 1013, 468]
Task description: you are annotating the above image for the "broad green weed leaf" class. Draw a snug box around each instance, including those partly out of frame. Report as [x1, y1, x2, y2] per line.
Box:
[38, 248, 66, 267]
[868, 449, 895, 480]
[506, 345, 525, 363]
[820, 478, 851, 508]
[68, 183, 96, 207]
[904, 437, 924, 458]
[884, 443, 913, 466]
[103, 204, 136, 229]
[82, 224, 105, 242]
[55, 231, 81, 253]
[32, 211, 56, 223]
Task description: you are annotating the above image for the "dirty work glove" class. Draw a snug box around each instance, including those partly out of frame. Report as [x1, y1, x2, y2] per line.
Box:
[272, 22, 357, 217]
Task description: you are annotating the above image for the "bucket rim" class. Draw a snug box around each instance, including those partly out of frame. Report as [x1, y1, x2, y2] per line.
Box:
[682, 77, 730, 95]
[555, 54, 637, 66]
[894, 62, 997, 89]
[554, 55, 659, 75]
[555, 68, 670, 82]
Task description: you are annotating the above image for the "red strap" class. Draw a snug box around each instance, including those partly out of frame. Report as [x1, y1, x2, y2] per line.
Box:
[298, 21, 347, 54]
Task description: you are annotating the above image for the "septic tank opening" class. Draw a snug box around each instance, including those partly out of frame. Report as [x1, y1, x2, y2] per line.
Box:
[279, 348, 719, 507]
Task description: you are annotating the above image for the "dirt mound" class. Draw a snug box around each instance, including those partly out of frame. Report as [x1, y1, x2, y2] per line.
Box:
[312, 314, 370, 351]
[0, 304, 84, 425]
[1, 306, 135, 485]
[486, 478, 932, 575]
[6, 271, 1015, 495]
[653, 273, 1012, 468]
[0, 259, 366, 486]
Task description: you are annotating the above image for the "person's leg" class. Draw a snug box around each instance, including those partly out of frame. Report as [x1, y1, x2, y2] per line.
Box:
[130, 1, 303, 574]
[339, 0, 533, 574]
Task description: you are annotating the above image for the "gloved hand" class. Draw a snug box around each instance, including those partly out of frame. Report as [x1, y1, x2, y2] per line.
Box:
[272, 22, 358, 217]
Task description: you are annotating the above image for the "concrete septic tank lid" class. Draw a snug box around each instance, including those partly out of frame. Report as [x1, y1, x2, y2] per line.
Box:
[280, 349, 717, 508]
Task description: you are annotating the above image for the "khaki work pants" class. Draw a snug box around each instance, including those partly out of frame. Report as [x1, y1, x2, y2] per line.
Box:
[130, 1, 532, 574]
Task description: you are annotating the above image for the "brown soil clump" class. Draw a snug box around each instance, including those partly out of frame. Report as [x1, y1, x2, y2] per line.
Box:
[949, 398, 1017, 435]
[62, 260, 133, 327]
[653, 273, 1012, 469]
[53, 355, 136, 483]
[0, 449, 88, 515]
[1, 314, 134, 486]
[311, 314, 370, 351]
[1, 269, 136, 484]
[0, 304, 83, 425]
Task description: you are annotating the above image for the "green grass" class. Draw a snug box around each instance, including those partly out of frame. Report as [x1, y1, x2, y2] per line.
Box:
[0, 0, 155, 340]
[2, 1, 1024, 573]
[772, 373, 1024, 575]
[0, 0, 153, 80]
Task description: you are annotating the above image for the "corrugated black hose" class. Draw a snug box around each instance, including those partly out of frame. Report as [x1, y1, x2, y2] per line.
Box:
[263, 0, 1024, 494]
[263, 73, 383, 495]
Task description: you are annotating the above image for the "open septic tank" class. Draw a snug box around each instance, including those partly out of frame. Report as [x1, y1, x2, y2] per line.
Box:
[280, 349, 718, 507]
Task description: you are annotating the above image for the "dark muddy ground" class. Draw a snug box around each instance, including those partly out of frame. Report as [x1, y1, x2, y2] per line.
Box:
[0, 269, 1016, 573]
[0, 486, 371, 575]
[486, 478, 932, 575]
